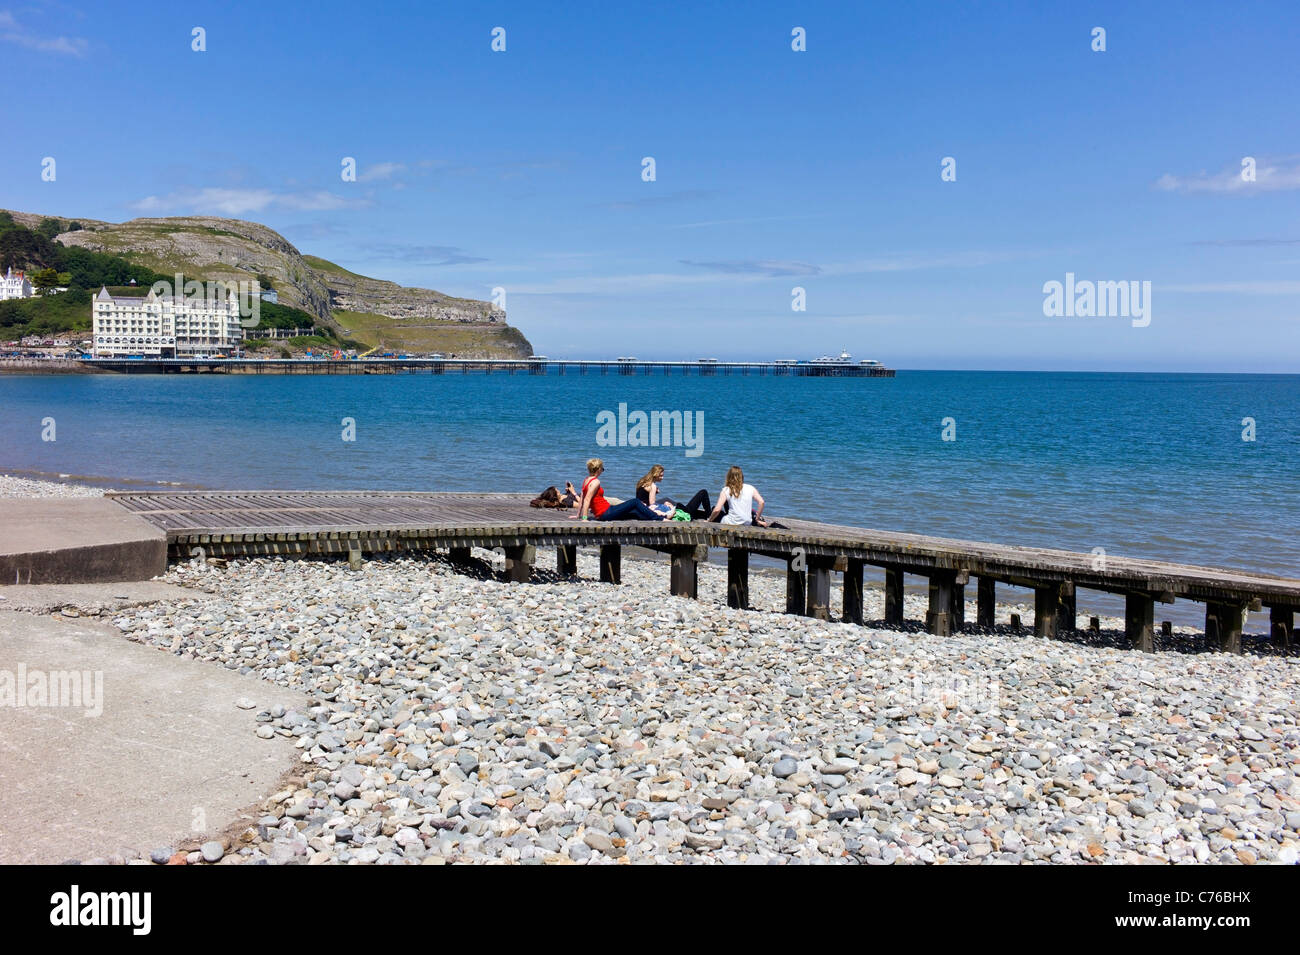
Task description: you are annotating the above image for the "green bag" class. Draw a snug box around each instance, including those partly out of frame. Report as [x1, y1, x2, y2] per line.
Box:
[671, 508, 691, 521]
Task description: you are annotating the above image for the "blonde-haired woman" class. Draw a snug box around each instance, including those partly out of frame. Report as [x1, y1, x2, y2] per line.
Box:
[636, 464, 711, 520]
[708, 465, 770, 526]
[571, 458, 667, 521]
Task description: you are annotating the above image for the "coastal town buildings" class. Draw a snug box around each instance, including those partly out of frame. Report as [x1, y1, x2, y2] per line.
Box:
[91, 286, 244, 358]
[0, 267, 33, 300]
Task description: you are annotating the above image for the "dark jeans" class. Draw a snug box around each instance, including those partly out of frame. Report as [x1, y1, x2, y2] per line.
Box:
[598, 498, 663, 521]
[665, 489, 711, 521]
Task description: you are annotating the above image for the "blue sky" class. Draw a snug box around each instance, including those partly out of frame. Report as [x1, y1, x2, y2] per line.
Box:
[2, 0, 1298, 370]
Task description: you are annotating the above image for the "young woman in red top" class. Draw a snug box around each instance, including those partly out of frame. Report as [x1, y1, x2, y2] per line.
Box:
[571, 458, 667, 521]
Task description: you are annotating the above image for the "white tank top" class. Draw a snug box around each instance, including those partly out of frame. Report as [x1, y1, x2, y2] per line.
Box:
[721, 484, 755, 525]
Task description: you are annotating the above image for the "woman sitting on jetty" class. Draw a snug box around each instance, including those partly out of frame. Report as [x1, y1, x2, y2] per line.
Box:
[708, 465, 771, 526]
[571, 458, 669, 522]
[636, 464, 711, 520]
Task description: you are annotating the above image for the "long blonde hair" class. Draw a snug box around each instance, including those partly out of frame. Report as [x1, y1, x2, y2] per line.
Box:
[725, 465, 744, 497]
[637, 464, 664, 490]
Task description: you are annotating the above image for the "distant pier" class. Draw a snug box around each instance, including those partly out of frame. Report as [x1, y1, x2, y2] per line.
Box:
[74, 357, 897, 377]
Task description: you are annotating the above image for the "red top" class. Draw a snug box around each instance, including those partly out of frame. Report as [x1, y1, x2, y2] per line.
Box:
[582, 476, 609, 518]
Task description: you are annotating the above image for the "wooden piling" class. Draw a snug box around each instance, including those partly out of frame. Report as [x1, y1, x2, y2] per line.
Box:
[949, 579, 966, 632]
[884, 566, 904, 627]
[556, 544, 578, 577]
[786, 558, 806, 616]
[1270, 605, 1294, 650]
[1034, 584, 1066, 639]
[926, 570, 955, 636]
[599, 543, 621, 584]
[806, 556, 833, 620]
[842, 558, 864, 625]
[727, 548, 749, 610]
[1125, 593, 1155, 653]
[1206, 600, 1246, 654]
[1058, 582, 1077, 631]
[504, 544, 534, 583]
[670, 546, 698, 599]
[976, 576, 996, 628]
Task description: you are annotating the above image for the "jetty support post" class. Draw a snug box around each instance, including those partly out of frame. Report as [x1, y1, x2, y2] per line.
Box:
[1125, 592, 1155, 653]
[504, 544, 535, 583]
[669, 545, 700, 599]
[1034, 581, 1070, 639]
[599, 544, 621, 584]
[805, 555, 834, 621]
[926, 570, 956, 636]
[884, 566, 904, 627]
[556, 544, 578, 577]
[1270, 605, 1294, 650]
[785, 555, 806, 616]
[1058, 582, 1077, 632]
[1205, 600, 1247, 654]
[842, 558, 865, 625]
[976, 576, 996, 628]
[727, 548, 749, 610]
[948, 572, 968, 632]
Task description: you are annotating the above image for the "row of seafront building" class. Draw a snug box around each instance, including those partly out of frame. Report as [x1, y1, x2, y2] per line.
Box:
[90, 286, 245, 358]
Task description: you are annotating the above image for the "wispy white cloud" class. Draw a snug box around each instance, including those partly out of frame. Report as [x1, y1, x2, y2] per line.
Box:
[130, 187, 366, 217]
[356, 242, 487, 266]
[602, 190, 717, 211]
[680, 258, 821, 277]
[0, 9, 88, 56]
[358, 162, 406, 183]
[1156, 156, 1300, 194]
[1163, 280, 1300, 294]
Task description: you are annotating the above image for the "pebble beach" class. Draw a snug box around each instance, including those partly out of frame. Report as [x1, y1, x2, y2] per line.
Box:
[5, 476, 1299, 864]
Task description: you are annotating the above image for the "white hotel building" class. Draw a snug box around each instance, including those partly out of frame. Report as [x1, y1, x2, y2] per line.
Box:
[92, 286, 244, 358]
[1, 267, 33, 300]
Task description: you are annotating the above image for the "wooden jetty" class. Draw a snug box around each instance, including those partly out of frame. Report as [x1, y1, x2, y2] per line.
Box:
[79, 357, 896, 377]
[107, 490, 1299, 654]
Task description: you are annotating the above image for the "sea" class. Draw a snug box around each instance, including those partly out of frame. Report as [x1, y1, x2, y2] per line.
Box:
[2, 370, 1296, 628]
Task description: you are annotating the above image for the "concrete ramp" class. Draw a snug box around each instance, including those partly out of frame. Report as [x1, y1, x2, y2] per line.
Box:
[0, 498, 167, 586]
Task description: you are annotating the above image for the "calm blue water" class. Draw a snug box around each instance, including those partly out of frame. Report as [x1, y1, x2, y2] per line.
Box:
[2, 370, 1296, 621]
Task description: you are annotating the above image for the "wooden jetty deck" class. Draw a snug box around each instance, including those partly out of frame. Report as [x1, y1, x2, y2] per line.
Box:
[108, 490, 1300, 654]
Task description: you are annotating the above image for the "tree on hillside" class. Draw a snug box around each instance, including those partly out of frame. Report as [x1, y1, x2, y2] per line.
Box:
[36, 218, 64, 240]
[30, 267, 62, 294]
